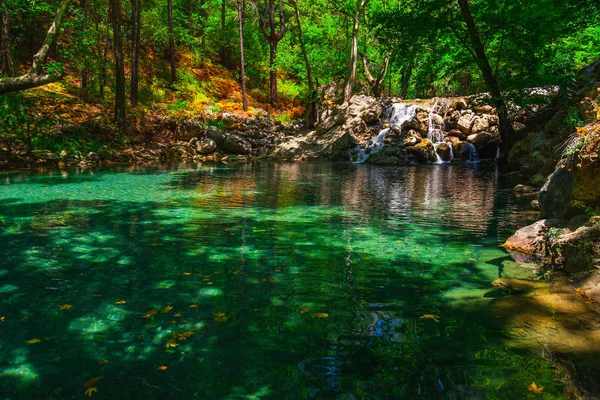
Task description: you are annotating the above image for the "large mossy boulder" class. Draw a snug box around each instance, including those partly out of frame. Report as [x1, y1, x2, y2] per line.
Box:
[407, 139, 435, 163]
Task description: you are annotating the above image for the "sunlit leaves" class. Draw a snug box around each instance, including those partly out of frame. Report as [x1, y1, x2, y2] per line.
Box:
[528, 382, 544, 394]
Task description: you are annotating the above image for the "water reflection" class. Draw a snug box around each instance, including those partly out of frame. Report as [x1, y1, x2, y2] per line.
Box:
[0, 162, 563, 399]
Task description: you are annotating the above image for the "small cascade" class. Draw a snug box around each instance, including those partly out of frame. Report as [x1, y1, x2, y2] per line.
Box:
[466, 143, 480, 165]
[495, 145, 501, 161]
[354, 104, 417, 163]
[427, 99, 451, 164]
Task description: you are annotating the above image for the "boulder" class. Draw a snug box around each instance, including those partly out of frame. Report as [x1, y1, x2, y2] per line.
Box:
[316, 110, 346, 134]
[86, 152, 100, 162]
[449, 128, 467, 140]
[451, 98, 468, 110]
[572, 157, 600, 201]
[196, 138, 218, 155]
[539, 167, 575, 219]
[402, 129, 421, 147]
[503, 219, 556, 259]
[471, 116, 490, 134]
[457, 114, 475, 135]
[407, 139, 435, 163]
[435, 142, 452, 162]
[206, 126, 225, 146]
[223, 134, 252, 154]
[179, 119, 205, 141]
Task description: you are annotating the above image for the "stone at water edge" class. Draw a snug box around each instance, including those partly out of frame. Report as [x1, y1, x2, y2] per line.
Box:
[195, 138, 218, 155]
[503, 219, 558, 265]
[407, 139, 435, 163]
[435, 142, 452, 162]
[539, 167, 575, 219]
[223, 134, 252, 155]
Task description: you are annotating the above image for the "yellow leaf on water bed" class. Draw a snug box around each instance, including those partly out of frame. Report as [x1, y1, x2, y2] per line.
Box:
[98, 359, 109, 365]
[157, 365, 168, 371]
[25, 338, 41, 344]
[60, 304, 73, 310]
[163, 305, 174, 313]
[315, 313, 329, 318]
[115, 300, 126, 305]
[528, 382, 544, 394]
[213, 312, 228, 322]
[419, 314, 440, 322]
[84, 387, 97, 397]
[300, 308, 310, 314]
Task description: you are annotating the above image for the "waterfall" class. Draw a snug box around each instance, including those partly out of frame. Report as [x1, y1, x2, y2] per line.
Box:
[466, 143, 480, 165]
[427, 99, 451, 164]
[354, 103, 417, 163]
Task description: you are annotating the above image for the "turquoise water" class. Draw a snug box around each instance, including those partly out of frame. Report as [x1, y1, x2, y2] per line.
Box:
[0, 163, 561, 399]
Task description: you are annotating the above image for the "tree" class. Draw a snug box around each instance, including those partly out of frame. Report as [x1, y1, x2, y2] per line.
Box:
[130, 0, 141, 106]
[344, 0, 370, 103]
[168, 0, 177, 83]
[238, 0, 248, 111]
[0, 0, 73, 94]
[260, 0, 287, 106]
[457, 0, 514, 155]
[110, 0, 126, 123]
[1, 0, 15, 77]
[361, 52, 389, 97]
[289, 0, 318, 127]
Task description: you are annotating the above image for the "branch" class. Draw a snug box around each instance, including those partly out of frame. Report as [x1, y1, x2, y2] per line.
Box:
[0, 0, 73, 94]
[32, 0, 73, 73]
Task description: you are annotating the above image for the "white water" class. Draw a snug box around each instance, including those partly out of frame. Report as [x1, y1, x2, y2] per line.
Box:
[354, 104, 417, 163]
[427, 99, 452, 164]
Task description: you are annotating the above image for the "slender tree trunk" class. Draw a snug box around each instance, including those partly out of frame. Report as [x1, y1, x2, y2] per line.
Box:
[81, 0, 88, 93]
[110, 0, 126, 124]
[457, 0, 514, 156]
[400, 42, 417, 98]
[269, 43, 278, 105]
[291, 0, 317, 128]
[0, 0, 15, 77]
[361, 53, 389, 97]
[220, 0, 227, 65]
[260, 0, 286, 106]
[237, 0, 247, 111]
[168, 0, 177, 83]
[189, 0, 194, 35]
[344, 0, 369, 103]
[130, 0, 141, 106]
[0, 0, 73, 94]
[100, 11, 109, 102]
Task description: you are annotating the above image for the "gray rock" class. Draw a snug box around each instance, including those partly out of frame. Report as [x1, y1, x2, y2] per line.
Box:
[539, 167, 575, 219]
[223, 134, 252, 154]
[196, 138, 218, 155]
[206, 126, 225, 146]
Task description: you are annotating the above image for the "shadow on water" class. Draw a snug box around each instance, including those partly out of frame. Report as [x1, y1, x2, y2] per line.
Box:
[0, 163, 598, 399]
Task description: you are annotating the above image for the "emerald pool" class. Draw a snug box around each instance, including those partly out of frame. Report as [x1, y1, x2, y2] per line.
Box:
[0, 163, 565, 399]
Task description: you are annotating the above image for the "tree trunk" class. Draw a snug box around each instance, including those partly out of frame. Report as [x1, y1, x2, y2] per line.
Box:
[81, 0, 88, 94]
[110, 0, 126, 124]
[457, 0, 514, 156]
[130, 0, 141, 107]
[400, 42, 417, 98]
[0, 0, 73, 94]
[344, 0, 369, 103]
[220, 0, 228, 65]
[291, 0, 317, 128]
[361, 53, 389, 98]
[168, 0, 177, 83]
[269, 42, 278, 105]
[100, 11, 109, 102]
[0, 0, 15, 77]
[260, 0, 286, 107]
[237, 0, 247, 111]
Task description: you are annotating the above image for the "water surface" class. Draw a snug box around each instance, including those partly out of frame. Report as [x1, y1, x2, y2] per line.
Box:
[0, 163, 562, 399]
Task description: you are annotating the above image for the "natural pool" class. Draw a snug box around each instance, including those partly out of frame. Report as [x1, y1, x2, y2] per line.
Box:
[0, 163, 567, 399]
